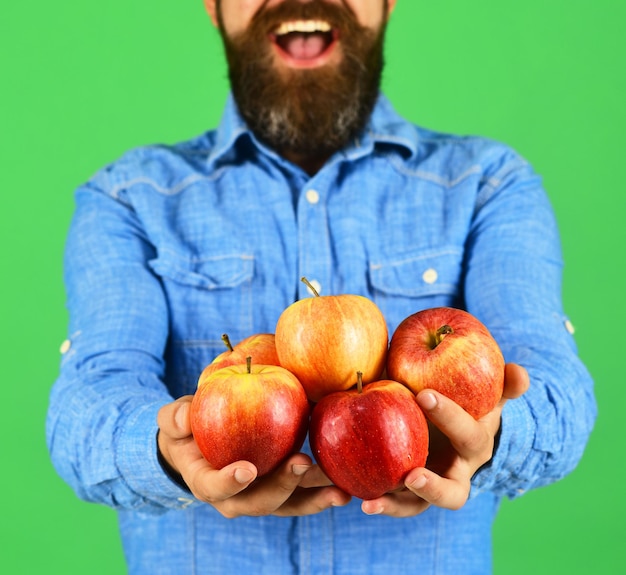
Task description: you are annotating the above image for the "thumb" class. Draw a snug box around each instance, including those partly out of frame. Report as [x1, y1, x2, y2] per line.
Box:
[157, 395, 194, 440]
[502, 363, 530, 401]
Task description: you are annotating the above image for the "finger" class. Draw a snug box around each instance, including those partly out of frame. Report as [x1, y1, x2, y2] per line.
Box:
[214, 454, 315, 518]
[296, 464, 335, 489]
[157, 395, 194, 440]
[416, 390, 488, 458]
[404, 467, 470, 511]
[274, 486, 352, 517]
[361, 489, 430, 518]
[156, 396, 196, 477]
[502, 363, 530, 401]
[187, 457, 259, 505]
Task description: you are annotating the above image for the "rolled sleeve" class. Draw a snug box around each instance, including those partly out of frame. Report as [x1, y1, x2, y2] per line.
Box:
[46, 175, 200, 513]
[466, 151, 596, 498]
[116, 400, 198, 511]
[471, 393, 536, 498]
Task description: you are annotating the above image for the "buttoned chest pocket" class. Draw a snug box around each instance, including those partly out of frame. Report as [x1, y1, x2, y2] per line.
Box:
[149, 249, 255, 393]
[370, 247, 465, 333]
[149, 248, 255, 337]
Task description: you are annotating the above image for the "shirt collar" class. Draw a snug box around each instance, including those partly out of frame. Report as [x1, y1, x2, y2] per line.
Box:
[207, 92, 418, 168]
[344, 94, 419, 161]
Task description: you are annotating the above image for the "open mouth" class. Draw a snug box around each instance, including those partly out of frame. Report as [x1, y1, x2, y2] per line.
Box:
[270, 19, 339, 67]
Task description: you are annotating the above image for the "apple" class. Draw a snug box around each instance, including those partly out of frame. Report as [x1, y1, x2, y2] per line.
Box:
[386, 307, 505, 419]
[197, 333, 280, 386]
[275, 278, 388, 402]
[190, 358, 309, 476]
[309, 373, 429, 500]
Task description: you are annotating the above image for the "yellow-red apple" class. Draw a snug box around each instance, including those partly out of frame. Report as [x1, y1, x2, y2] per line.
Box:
[197, 333, 280, 387]
[275, 278, 388, 402]
[190, 359, 309, 476]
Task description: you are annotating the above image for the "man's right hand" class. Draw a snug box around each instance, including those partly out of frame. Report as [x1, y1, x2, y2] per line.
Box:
[156, 396, 351, 518]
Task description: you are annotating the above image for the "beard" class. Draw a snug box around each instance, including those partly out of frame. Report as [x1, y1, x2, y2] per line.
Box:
[216, 0, 387, 161]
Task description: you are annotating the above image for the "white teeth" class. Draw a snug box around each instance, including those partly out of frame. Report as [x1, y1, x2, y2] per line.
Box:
[274, 20, 332, 36]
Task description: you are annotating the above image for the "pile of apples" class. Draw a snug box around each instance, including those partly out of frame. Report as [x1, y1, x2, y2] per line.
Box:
[190, 278, 504, 500]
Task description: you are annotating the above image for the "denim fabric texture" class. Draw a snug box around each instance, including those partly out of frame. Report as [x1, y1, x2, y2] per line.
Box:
[46, 94, 596, 574]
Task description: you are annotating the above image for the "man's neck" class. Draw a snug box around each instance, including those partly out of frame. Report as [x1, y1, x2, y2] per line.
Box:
[280, 149, 330, 176]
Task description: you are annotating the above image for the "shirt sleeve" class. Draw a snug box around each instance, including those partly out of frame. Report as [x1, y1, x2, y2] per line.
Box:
[46, 167, 199, 514]
[466, 148, 596, 498]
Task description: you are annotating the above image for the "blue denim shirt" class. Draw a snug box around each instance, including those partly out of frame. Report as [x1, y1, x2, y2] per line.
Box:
[47, 94, 595, 574]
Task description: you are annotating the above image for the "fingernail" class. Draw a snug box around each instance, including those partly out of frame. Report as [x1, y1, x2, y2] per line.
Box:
[362, 504, 383, 515]
[418, 392, 437, 411]
[409, 474, 427, 490]
[234, 468, 255, 484]
[292, 464, 311, 476]
[175, 401, 189, 430]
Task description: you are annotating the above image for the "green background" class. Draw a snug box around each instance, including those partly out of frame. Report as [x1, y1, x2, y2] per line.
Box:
[1, 1, 623, 573]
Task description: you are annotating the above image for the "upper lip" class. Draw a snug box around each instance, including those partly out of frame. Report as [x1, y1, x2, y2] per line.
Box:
[273, 19, 333, 36]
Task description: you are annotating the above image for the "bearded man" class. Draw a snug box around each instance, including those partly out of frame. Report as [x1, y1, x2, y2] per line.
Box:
[46, 1, 596, 574]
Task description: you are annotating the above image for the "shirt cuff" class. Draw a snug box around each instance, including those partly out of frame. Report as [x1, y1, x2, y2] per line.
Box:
[116, 399, 200, 511]
[470, 396, 535, 499]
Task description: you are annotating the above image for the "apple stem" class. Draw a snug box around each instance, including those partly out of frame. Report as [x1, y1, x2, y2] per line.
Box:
[246, 356, 252, 374]
[300, 276, 320, 297]
[434, 325, 454, 347]
[356, 371, 363, 394]
[221, 333, 234, 352]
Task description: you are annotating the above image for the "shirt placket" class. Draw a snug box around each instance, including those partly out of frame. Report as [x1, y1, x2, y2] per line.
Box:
[297, 511, 335, 575]
[297, 177, 332, 298]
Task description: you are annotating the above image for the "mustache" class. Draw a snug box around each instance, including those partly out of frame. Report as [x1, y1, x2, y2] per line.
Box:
[247, 0, 358, 33]
[224, 0, 368, 64]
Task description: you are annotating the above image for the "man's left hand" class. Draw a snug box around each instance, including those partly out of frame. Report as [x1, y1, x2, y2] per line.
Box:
[360, 363, 529, 517]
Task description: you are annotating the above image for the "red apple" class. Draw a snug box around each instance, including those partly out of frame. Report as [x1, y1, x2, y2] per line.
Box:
[275, 278, 388, 402]
[309, 373, 429, 500]
[387, 307, 505, 419]
[190, 358, 309, 476]
[197, 333, 280, 387]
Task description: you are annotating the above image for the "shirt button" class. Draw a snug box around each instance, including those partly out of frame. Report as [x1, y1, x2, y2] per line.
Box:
[306, 279, 322, 295]
[422, 268, 438, 284]
[177, 497, 195, 508]
[564, 319, 576, 335]
[305, 189, 320, 204]
[60, 339, 71, 354]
